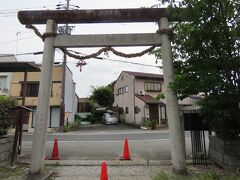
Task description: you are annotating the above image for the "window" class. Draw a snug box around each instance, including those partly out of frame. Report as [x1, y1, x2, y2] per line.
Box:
[134, 106, 140, 114]
[32, 107, 60, 128]
[0, 76, 7, 91]
[118, 86, 128, 95]
[21, 82, 39, 97]
[124, 86, 128, 93]
[160, 106, 167, 120]
[50, 107, 60, 127]
[125, 107, 129, 114]
[144, 82, 161, 92]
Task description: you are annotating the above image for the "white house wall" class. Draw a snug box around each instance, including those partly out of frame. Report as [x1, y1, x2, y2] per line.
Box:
[71, 86, 78, 123]
[114, 72, 135, 123]
[64, 67, 76, 123]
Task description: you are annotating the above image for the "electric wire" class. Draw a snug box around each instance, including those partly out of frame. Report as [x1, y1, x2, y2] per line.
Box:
[0, 35, 37, 45]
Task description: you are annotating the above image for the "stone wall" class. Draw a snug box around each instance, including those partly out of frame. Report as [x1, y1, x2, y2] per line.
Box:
[209, 135, 240, 169]
[0, 136, 14, 163]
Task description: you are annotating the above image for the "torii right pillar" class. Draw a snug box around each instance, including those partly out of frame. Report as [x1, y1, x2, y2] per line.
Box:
[159, 17, 187, 174]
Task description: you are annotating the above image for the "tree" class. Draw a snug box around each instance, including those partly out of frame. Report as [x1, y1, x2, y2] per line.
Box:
[89, 81, 115, 107]
[154, 0, 240, 139]
[0, 96, 16, 138]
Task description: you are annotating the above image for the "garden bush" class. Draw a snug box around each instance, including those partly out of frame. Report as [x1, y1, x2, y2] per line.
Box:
[143, 119, 157, 130]
[0, 96, 16, 138]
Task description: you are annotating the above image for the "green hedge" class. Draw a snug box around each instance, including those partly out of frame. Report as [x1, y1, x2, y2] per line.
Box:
[0, 96, 16, 138]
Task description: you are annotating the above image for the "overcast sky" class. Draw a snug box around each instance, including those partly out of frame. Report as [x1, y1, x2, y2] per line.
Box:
[0, 0, 163, 97]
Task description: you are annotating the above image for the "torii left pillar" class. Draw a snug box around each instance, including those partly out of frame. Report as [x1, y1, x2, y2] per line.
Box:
[30, 19, 57, 175]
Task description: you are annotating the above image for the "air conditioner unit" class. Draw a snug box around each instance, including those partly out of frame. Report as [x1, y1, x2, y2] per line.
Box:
[139, 90, 145, 96]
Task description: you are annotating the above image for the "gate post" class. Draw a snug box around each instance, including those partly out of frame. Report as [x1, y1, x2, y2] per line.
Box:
[159, 17, 187, 174]
[30, 19, 57, 175]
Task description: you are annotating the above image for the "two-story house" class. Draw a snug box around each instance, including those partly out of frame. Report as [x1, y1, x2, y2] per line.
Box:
[10, 63, 78, 132]
[113, 71, 198, 126]
[114, 71, 166, 125]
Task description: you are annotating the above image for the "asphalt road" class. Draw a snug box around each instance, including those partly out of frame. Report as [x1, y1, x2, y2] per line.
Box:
[21, 124, 208, 160]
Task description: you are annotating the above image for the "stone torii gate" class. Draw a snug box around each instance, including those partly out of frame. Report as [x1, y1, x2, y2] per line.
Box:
[18, 8, 186, 175]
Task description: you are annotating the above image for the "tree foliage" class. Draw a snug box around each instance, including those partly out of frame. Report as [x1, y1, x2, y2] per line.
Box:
[155, 0, 240, 139]
[89, 81, 115, 107]
[0, 96, 16, 138]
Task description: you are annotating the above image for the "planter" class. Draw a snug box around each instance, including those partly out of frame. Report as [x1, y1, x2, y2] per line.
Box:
[209, 135, 240, 169]
[0, 136, 14, 163]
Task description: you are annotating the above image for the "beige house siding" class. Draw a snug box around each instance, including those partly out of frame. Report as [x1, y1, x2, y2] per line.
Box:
[9, 65, 66, 132]
[10, 66, 62, 106]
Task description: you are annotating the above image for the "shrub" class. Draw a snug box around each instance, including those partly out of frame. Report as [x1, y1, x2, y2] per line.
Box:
[63, 121, 74, 132]
[0, 96, 16, 138]
[143, 119, 157, 130]
[200, 94, 240, 139]
[74, 114, 81, 127]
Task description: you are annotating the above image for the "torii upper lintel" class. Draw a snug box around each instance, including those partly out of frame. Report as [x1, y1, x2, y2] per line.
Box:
[18, 8, 186, 25]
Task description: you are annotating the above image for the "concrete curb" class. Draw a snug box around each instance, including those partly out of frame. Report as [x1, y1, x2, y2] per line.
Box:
[18, 159, 172, 166]
[19, 129, 170, 136]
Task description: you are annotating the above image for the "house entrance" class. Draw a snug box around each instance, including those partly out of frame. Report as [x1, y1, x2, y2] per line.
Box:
[149, 104, 159, 123]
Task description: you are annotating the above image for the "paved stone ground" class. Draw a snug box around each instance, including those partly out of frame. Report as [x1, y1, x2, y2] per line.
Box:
[51, 165, 171, 180]
[42, 160, 171, 180]
[17, 160, 238, 180]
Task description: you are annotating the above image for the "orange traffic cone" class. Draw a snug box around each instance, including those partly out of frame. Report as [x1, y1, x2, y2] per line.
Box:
[120, 139, 131, 160]
[100, 161, 108, 180]
[50, 138, 60, 160]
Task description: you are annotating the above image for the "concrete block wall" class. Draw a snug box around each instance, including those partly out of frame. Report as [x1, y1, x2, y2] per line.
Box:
[0, 136, 14, 163]
[209, 135, 240, 169]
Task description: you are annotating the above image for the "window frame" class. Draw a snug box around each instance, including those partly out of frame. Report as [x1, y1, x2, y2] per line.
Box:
[144, 82, 162, 92]
[20, 81, 40, 97]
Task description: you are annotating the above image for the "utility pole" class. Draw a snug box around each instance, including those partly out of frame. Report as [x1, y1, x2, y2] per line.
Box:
[57, 0, 75, 131]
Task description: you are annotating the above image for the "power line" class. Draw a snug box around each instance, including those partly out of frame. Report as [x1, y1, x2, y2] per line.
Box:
[0, 5, 56, 12]
[100, 57, 161, 68]
[0, 51, 43, 57]
[0, 30, 32, 33]
[0, 35, 37, 45]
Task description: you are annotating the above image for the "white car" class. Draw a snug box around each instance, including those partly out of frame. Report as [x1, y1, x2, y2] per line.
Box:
[102, 113, 118, 125]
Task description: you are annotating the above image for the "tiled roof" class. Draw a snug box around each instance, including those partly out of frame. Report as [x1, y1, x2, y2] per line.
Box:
[123, 71, 164, 79]
[135, 94, 165, 104]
